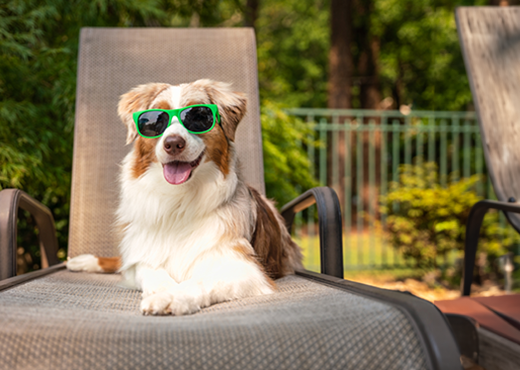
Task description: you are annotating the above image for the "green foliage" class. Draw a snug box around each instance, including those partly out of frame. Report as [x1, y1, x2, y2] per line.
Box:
[253, 0, 483, 111]
[372, 0, 487, 110]
[382, 162, 520, 267]
[255, 0, 329, 107]
[261, 101, 318, 206]
[1, 0, 76, 267]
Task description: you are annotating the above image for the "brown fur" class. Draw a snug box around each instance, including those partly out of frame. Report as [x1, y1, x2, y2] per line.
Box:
[153, 100, 172, 110]
[249, 187, 303, 279]
[97, 257, 121, 273]
[200, 125, 231, 175]
[132, 137, 159, 179]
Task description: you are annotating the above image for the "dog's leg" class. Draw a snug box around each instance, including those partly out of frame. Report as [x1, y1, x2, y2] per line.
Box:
[140, 242, 276, 316]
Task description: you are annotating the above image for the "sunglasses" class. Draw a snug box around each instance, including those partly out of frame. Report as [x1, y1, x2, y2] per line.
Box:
[133, 104, 221, 138]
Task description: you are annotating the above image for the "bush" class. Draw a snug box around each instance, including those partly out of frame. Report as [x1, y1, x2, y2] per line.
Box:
[381, 162, 519, 270]
[261, 101, 318, 207]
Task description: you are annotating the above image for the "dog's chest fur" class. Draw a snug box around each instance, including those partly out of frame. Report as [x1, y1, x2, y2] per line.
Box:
[117, 147, 254, 284]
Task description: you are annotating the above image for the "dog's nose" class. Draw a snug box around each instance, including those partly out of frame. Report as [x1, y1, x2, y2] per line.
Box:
[163, 135, 186, 155]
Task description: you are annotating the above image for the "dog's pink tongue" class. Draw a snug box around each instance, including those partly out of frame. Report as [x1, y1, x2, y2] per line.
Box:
[163, 162, 192, 185]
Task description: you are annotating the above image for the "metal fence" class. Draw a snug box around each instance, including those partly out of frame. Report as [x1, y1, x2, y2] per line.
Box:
[285, 108, 510, 271]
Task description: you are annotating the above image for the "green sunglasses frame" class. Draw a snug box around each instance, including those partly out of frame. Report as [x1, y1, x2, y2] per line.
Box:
[132, 104, 221, 138]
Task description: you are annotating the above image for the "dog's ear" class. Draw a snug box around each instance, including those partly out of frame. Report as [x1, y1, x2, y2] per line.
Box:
[202, 81, 247, 142]
[118, 83, 169, 144]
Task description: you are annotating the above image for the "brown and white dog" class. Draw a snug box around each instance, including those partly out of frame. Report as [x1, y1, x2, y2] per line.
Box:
[67, 79, 303, 315]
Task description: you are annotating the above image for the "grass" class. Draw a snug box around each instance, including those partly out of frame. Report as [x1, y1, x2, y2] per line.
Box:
[294, 229, 519, 301]
[293, 231, 463, 274]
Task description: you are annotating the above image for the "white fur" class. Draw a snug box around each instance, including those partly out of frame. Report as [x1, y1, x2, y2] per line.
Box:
[160, 85, 182, 108]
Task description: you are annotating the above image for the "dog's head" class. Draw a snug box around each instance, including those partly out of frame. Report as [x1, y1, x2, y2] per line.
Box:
[118, 80, 247, 184]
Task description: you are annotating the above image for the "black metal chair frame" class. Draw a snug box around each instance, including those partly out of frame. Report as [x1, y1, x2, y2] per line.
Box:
[462, 200, 520, 296]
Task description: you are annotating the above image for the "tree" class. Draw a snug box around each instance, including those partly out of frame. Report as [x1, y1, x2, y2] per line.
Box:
[255, 0, 329, 107]
[353, 0, 381, 110]
[372, 0, 482, 111]
[328, 0, 353, 109]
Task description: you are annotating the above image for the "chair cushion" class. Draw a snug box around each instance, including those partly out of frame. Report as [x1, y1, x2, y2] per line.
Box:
[0, 271, 428, 370]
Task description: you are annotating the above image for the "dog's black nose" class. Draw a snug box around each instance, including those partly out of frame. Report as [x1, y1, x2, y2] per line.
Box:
[163, 135, 186, 155]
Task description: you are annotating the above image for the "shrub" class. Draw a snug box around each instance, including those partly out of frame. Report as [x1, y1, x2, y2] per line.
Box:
[381, 162, 519, 269]
[261, 101, 318, 207]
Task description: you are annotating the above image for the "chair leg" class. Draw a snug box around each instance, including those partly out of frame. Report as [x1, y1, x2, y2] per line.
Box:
[462, 202, 489, 296]
[462, 199, 520, 296]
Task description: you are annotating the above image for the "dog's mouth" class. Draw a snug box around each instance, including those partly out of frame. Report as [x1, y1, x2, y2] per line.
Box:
[162, 150, 204, 185]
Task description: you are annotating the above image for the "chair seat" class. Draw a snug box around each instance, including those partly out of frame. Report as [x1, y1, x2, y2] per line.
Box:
[0, 270, 428, 370]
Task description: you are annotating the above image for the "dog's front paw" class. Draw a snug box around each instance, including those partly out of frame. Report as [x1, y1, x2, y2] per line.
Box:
[168, 291, 201, 316]
[140, 290, 201, 316]
[140, 291, 174, 315]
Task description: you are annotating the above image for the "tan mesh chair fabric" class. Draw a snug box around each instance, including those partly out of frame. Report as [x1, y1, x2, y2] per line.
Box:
[69, 28, 264, 257]
[0, 271, 429, 370]
[456, 8, 520, 230]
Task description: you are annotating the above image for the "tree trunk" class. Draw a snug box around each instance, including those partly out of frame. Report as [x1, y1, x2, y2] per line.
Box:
[244, 0, 260, 28]
[359, 37, 381, 109]
[327, 0, 353, 216]
[353, 0, 381, 109]
[349, 0, 383, 235]
[489, 0, 520, 5]
[328, 0, 353, 109]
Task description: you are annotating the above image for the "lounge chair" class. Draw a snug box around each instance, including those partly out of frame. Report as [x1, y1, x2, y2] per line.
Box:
[435, 7, 520, 370]
[0, 27, 460, 369]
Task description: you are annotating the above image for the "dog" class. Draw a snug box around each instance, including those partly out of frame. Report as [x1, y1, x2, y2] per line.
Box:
[67, 79, 303, 316]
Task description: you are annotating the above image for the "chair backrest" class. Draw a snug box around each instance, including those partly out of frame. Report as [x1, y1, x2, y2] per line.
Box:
[456, 7, 520, 232]
[68, 28, 264, 257]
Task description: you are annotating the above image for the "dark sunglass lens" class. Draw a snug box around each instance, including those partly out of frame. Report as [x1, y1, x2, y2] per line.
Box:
[180, 107, 214, 132]
[138, 111, 169, 137]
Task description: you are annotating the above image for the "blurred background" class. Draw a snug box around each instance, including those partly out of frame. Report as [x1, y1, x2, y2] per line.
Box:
[1, 0, 519, 299]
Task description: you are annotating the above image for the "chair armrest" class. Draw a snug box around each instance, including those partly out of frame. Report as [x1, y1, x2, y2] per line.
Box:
[462, 199, 520, 296]
[0, 189, 60, 280]
[280, 187, 343, 278]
